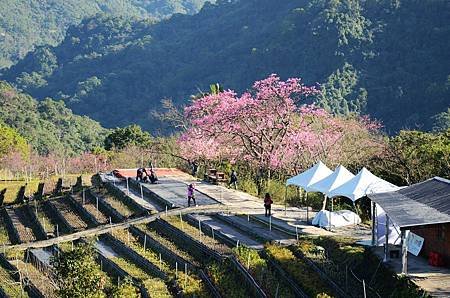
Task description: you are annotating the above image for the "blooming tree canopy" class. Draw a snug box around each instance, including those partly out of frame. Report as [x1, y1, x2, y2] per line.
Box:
[179, 74, 381, 173]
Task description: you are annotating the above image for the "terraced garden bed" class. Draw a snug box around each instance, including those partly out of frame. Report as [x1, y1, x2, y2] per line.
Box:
[0, 259, 28, 297]
[113, 228, 211, 297]
[265, 244, 335, 297]
[164, 215, 231, 255]
[34, 203, 55, 237]
[92, 187, 138, 218]
[233, 246, 295, 298]
[71, 192, 109, 225]
[5, 207, 37, 243]
[0, 216, 11, 246]
[15, 260, 58, 297]
[47, 198, 89, 231]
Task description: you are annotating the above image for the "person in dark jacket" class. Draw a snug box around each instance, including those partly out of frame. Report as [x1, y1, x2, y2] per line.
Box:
[187, 183, 196, 207]
[264, 193, 273, 217]
[229, 170, 238, 189]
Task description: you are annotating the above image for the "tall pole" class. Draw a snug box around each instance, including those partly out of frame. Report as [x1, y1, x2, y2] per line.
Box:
[371, 202, 377, 246]
[384, 214, 390, 262]
[401, 230, 408, 275]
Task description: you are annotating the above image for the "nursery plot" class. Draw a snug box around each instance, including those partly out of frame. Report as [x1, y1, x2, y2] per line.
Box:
[72, 193, 109, 224]
[233, 246, 295, 298]
[0, 261, 28, 297]
[112, 228, 211, 297]
[6, 207, 36, 243]
[121, 181, 165, 211]
[265, 244, 336, 297]
[15, 260, 57, 297]
[49, 198, 89, 230]
[93, 188, 138, 217]
[35, 203, 55, 236]
[97, 238, 172, 298]
[136, 224, 199, 266]
[163, 216, 231, 254]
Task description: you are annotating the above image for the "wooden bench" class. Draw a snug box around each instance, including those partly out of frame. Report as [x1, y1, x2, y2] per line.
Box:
[204, 169, 227, 184]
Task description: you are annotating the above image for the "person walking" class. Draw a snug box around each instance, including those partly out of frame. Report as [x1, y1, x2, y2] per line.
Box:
[191, 161, 198, 177]
[229, 169, 238, 189]
[264, 193, 273, 217]
[187, 183, 197, 207]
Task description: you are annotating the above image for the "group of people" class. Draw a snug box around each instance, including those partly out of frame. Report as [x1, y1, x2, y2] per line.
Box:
[136, 167, 158, 184]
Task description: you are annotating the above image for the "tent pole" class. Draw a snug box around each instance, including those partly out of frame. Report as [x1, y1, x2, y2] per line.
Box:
[329, 197, 332, 231]
[305, 191, 309, 224]
[384, 214, 390, 262]
[371, 202, 376, 246]
[401, 230, 408, 275]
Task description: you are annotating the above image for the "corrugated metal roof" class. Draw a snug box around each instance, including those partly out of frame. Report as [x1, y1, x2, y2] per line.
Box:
[368, 177, 450, 229]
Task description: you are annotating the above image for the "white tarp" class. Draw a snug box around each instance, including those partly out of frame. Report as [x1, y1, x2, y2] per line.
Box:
[312, 209, 361, 228]
[286, 161, 333, 191]
[308, 165, 355, 196]
[376, 205, 401, 246]
[328, 167, 400, 201]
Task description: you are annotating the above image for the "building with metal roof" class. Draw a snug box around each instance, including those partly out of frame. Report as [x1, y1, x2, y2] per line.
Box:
[368, 177, 450, 273]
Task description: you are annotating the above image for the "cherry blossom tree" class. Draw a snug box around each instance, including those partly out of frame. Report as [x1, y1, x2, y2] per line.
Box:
[179, 74, 383, 175]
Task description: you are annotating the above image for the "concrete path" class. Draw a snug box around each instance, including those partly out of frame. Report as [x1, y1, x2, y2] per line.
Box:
[141, 178, 218, 207]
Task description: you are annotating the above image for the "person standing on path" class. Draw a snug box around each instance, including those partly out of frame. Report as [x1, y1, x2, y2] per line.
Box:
[264, 193, 273, 217]
[229, 169, 238, 189]
[187, 183, 197, 207]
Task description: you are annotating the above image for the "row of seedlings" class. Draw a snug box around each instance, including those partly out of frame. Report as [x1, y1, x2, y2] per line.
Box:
[86, 188, 129, 223]
[102, 181, 149, 217]
[1, 204, 45, 244]
[43, 196, 90, 235]
[227, 213, 348, 297]
[112, 228, 212, 297]
[99, 234, 173, 297]
[149, 216, 260, 297]
[0, 252, 29, 297]
[68, 192, 110, 226]
[8, 248, 58, 297]
[0, 250, 46, 298]
[181, 214, 304, 298]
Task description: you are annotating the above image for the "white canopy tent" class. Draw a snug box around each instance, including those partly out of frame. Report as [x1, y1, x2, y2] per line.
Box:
[285, 161, 333, 222]
[286, 161, 333, 191]
[327, 167, 401, 244]
[328, 167, 399, 201]
[308, 165, 357, 228]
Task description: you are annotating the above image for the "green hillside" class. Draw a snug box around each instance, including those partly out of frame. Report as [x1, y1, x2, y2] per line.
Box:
[1, 0, 449, 133]
[0, 81, 107, 155]
[0, 0, 212, 68]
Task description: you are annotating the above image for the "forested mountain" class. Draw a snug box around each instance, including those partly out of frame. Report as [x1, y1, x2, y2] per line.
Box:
[0, 81, 107, 155]
[0, 0, 212, 68]
[1, 0, 449, 133]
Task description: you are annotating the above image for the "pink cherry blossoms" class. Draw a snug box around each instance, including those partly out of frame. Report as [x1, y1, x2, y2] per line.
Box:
[179, 74, 382, 173]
